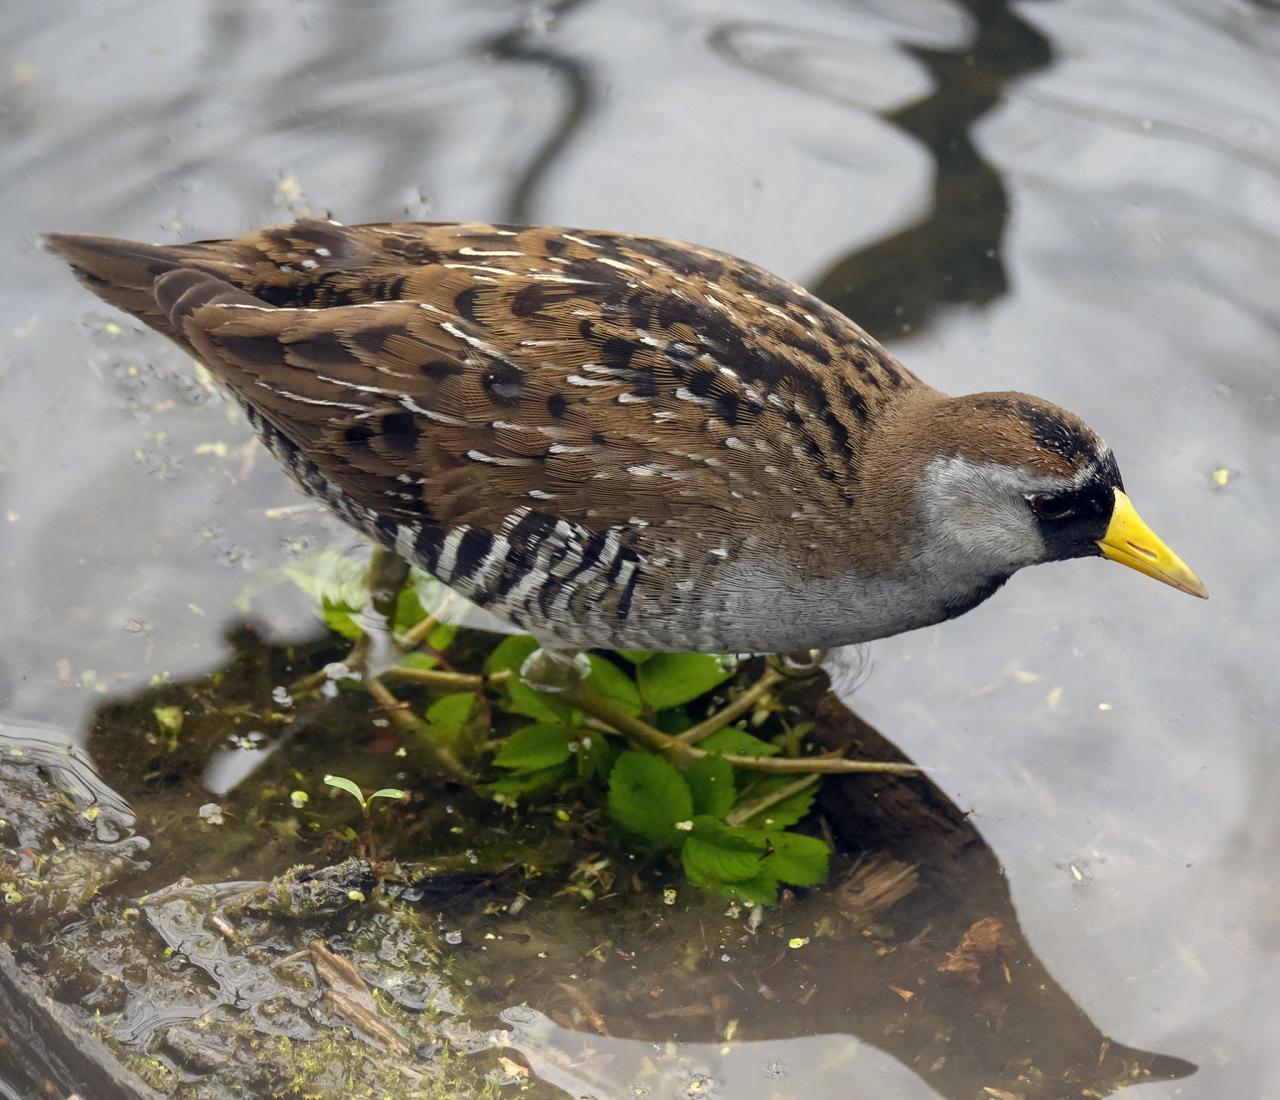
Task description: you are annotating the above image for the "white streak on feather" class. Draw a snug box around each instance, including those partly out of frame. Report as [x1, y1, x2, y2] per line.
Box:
[596, 256, 640, 273]
[315, 375, 396, 397]
[458, 247, 523, 257]
[400, 395, 468, 426]
[466, 449, 535, 467]
[394, 523, 419, 559]
[437, 528, 465, 578]
[441, 262, 517, 276]
[254, 382, 364, 411]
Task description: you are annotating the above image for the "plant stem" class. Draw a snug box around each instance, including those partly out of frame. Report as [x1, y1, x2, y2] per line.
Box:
[365, 675, 471, 783]
[557, 682, 693, 761]
[720, 752, 918, 775]
[554, 679, 919, 776]
[726, 773, 820, 827]
[676, 667, 785, 746]
[396, 591, 458, 651]
[384, 666, 511, 690]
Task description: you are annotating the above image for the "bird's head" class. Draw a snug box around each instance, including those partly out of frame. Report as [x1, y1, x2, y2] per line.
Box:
[911, 392, 1207, 598]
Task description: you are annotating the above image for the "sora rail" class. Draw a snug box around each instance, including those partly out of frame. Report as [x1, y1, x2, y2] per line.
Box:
[46, 219, 1206, 655]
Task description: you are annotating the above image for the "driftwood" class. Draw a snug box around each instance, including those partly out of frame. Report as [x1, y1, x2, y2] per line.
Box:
[0, 942, 164, 1100]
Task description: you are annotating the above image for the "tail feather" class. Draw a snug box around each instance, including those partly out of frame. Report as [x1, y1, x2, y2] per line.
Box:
[43, 232, 189, 340]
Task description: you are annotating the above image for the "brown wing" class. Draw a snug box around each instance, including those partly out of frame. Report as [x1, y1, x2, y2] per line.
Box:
[49, 218, 925, 550]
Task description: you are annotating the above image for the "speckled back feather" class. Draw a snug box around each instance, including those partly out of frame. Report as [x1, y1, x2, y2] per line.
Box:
[46, 219, 1108, 651]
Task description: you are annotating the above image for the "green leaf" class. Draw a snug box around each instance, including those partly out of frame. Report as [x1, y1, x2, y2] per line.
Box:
[680, 818, 765, 885]
[408, 568, 447, 615]
[394, 586, 428, 634]
[485, 634, 539, 675]
[507, 678, 574, 725]
[484, 635, 575, 723]
[759, 830, 829, 888]
[683, 755, 735, 817]
[719, 871, 779, 907]
[321, 596, 363, 641]
[638, 653, 734, 711]
[426, 621, 458, 653]
[585, 654, 641, 716]
[607, 752, 693, 846]
[575, 730, 617, 784]
[284, 550, 366, 607]
[425, 693, 475, 740]
[323, 774, 365, 806]
[699, 727, 781, 758]
[368, 788, 405, 803]
[493, 724, 574, 770]
[481, 762, 570, 796]
[285, 551, 367, 639]
[397, 650, 439, 672]
[617, 650, 654, 665]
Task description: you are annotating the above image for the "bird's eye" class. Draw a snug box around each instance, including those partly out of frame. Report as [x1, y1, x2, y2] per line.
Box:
[1028, 493, 1076, 521]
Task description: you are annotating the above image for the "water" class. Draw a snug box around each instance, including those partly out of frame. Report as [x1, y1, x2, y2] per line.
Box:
[2, 0, 1278, 1096]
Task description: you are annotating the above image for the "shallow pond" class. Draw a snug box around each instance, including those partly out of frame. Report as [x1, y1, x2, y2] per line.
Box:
[1, 1, 1278, 1098]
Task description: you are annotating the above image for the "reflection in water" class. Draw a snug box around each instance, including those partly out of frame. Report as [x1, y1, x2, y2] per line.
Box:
[485, 0, 597, 223]
[0, 632, 1196, 1098]
[710, 2, 1052, 337]
[3, 0, 1275, 1094]
[469, 684, 1198, 1098]
[810, 1, 1052, 335]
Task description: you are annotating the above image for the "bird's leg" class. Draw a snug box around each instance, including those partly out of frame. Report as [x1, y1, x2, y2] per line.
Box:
[287, 545, 409, 695]
[360, 547, 472, 781]
[520, 642, 592, 694]
[348, 544, 411, 675]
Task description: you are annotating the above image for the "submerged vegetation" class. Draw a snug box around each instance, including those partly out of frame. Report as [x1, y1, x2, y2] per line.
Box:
[0, 553, 1198, 1099]
[283, 547, 911, 906]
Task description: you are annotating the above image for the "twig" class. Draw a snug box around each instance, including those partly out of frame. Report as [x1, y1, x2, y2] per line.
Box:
[365, 675, 471, 783]
[557, 682, 689, 759]
[725, 774, 820, 827]
[384, 666, 511, 691]
[676, 667, 785, 746]
[720, 752, 919, 776]
[555, 680, 919, 776]
[396, 590, 459, 651]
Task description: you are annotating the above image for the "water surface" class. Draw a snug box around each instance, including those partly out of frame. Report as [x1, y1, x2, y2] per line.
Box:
[2, 1, 1278, 1097]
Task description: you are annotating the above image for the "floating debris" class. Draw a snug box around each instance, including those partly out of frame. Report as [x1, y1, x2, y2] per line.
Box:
[198, 802, 224, 826]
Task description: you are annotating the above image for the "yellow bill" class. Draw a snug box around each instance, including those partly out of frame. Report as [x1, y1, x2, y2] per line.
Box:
[1098, 489, 1208, 599]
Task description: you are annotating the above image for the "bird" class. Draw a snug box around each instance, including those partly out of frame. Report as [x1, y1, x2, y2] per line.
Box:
[45, 218, 1206, 660]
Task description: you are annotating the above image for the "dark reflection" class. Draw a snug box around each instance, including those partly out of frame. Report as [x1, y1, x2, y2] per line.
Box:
[6, 629, 1192, 1099]
[823, 0, 1051, 332]
[484, 0, 598, 223]
[711, 2, 1053, 337]
[477, 679, 1197, 1099]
